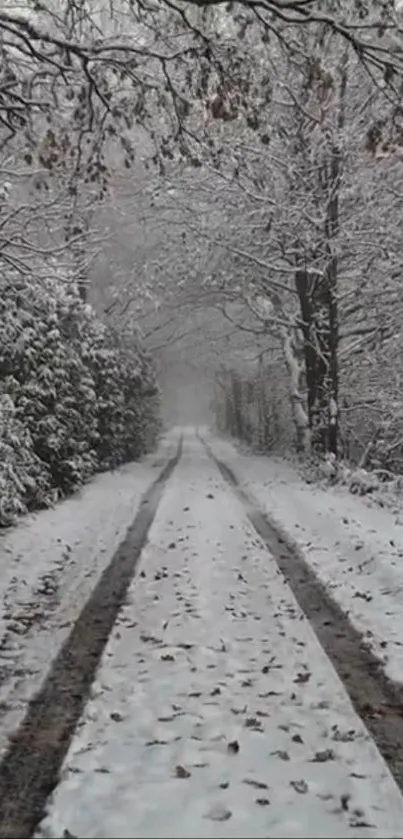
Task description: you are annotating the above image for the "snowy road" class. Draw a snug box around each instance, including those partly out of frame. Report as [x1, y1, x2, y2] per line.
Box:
[205, 433, 403, 686]
[0, 434, 179, 761]
[34, 433, 403, 839]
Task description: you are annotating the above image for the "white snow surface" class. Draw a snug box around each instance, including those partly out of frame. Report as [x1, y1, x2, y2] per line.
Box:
[0, 433, 178, 757]
[37, 433, 403, 839]
[206, 431, 403, 685]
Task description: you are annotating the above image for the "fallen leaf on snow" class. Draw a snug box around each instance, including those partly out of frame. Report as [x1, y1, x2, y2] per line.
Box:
[204, 804, 232, 821]
[243, 778, 268, 790]
[311, 749, 335, 763]
[228, 739, 240, 754]
[175, 764, 191, 779]
[244, 716, 264, 731]
[353, 591, 373, 602]
[332, 728, 355, 742]
[349, 809, 374, 829]
[146, 739, 168, 746]
[350, 818, 374, 828]
[271, 750, 290, 761]
[290, 780, 308, 794]
[140, 632, 162, 645]
[258, 691, 281, 698]
[294, 671, 311, 684]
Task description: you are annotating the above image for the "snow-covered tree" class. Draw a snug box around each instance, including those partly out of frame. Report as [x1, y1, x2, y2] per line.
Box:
[0, 262, 160, 525]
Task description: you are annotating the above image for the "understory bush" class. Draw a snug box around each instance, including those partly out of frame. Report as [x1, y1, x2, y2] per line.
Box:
[0, 268, 161, 526]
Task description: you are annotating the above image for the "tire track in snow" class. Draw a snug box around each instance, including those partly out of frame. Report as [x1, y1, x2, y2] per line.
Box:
[33, 434, 403, 838]
[201, 433, 403, 796]
[0, 436, 183, 839]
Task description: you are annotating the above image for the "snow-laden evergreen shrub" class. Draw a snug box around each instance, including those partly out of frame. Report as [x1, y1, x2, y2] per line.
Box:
[0, 394, 52, 525]
[94, 329, 161, 468]
[0, 273, 99, 495]
[0, 267, 160, 525]
[58, 306, 161, 470]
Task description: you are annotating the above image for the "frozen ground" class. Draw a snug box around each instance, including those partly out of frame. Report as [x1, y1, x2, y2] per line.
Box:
[0, 433, 178, 757]
[206, 431, 403, 685]
[37, 434, 403, 839]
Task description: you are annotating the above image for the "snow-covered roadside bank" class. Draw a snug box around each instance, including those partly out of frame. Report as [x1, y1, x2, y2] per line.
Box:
[205, 432, 403, 685]
[37, 436, 403, 839]
[0, 432, 179, 758]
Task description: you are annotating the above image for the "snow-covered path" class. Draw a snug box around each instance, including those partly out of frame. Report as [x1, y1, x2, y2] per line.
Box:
[204, 432, 403, 685]
[0, 434, 178, 759]
[37, 434, 403, 839]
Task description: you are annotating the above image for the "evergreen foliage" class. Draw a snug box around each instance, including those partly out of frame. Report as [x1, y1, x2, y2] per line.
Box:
[0, 269, 160, 526]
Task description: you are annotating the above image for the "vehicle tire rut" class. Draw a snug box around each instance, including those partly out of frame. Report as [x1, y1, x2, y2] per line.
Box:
[201, 435, 403, 795]
[0, 437, 183, 839]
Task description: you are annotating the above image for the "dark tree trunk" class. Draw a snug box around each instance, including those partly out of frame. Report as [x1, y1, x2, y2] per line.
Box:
[293, 56, 346, 456]
[295, 266, 339, 456]
[231, 373, 244, 439]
